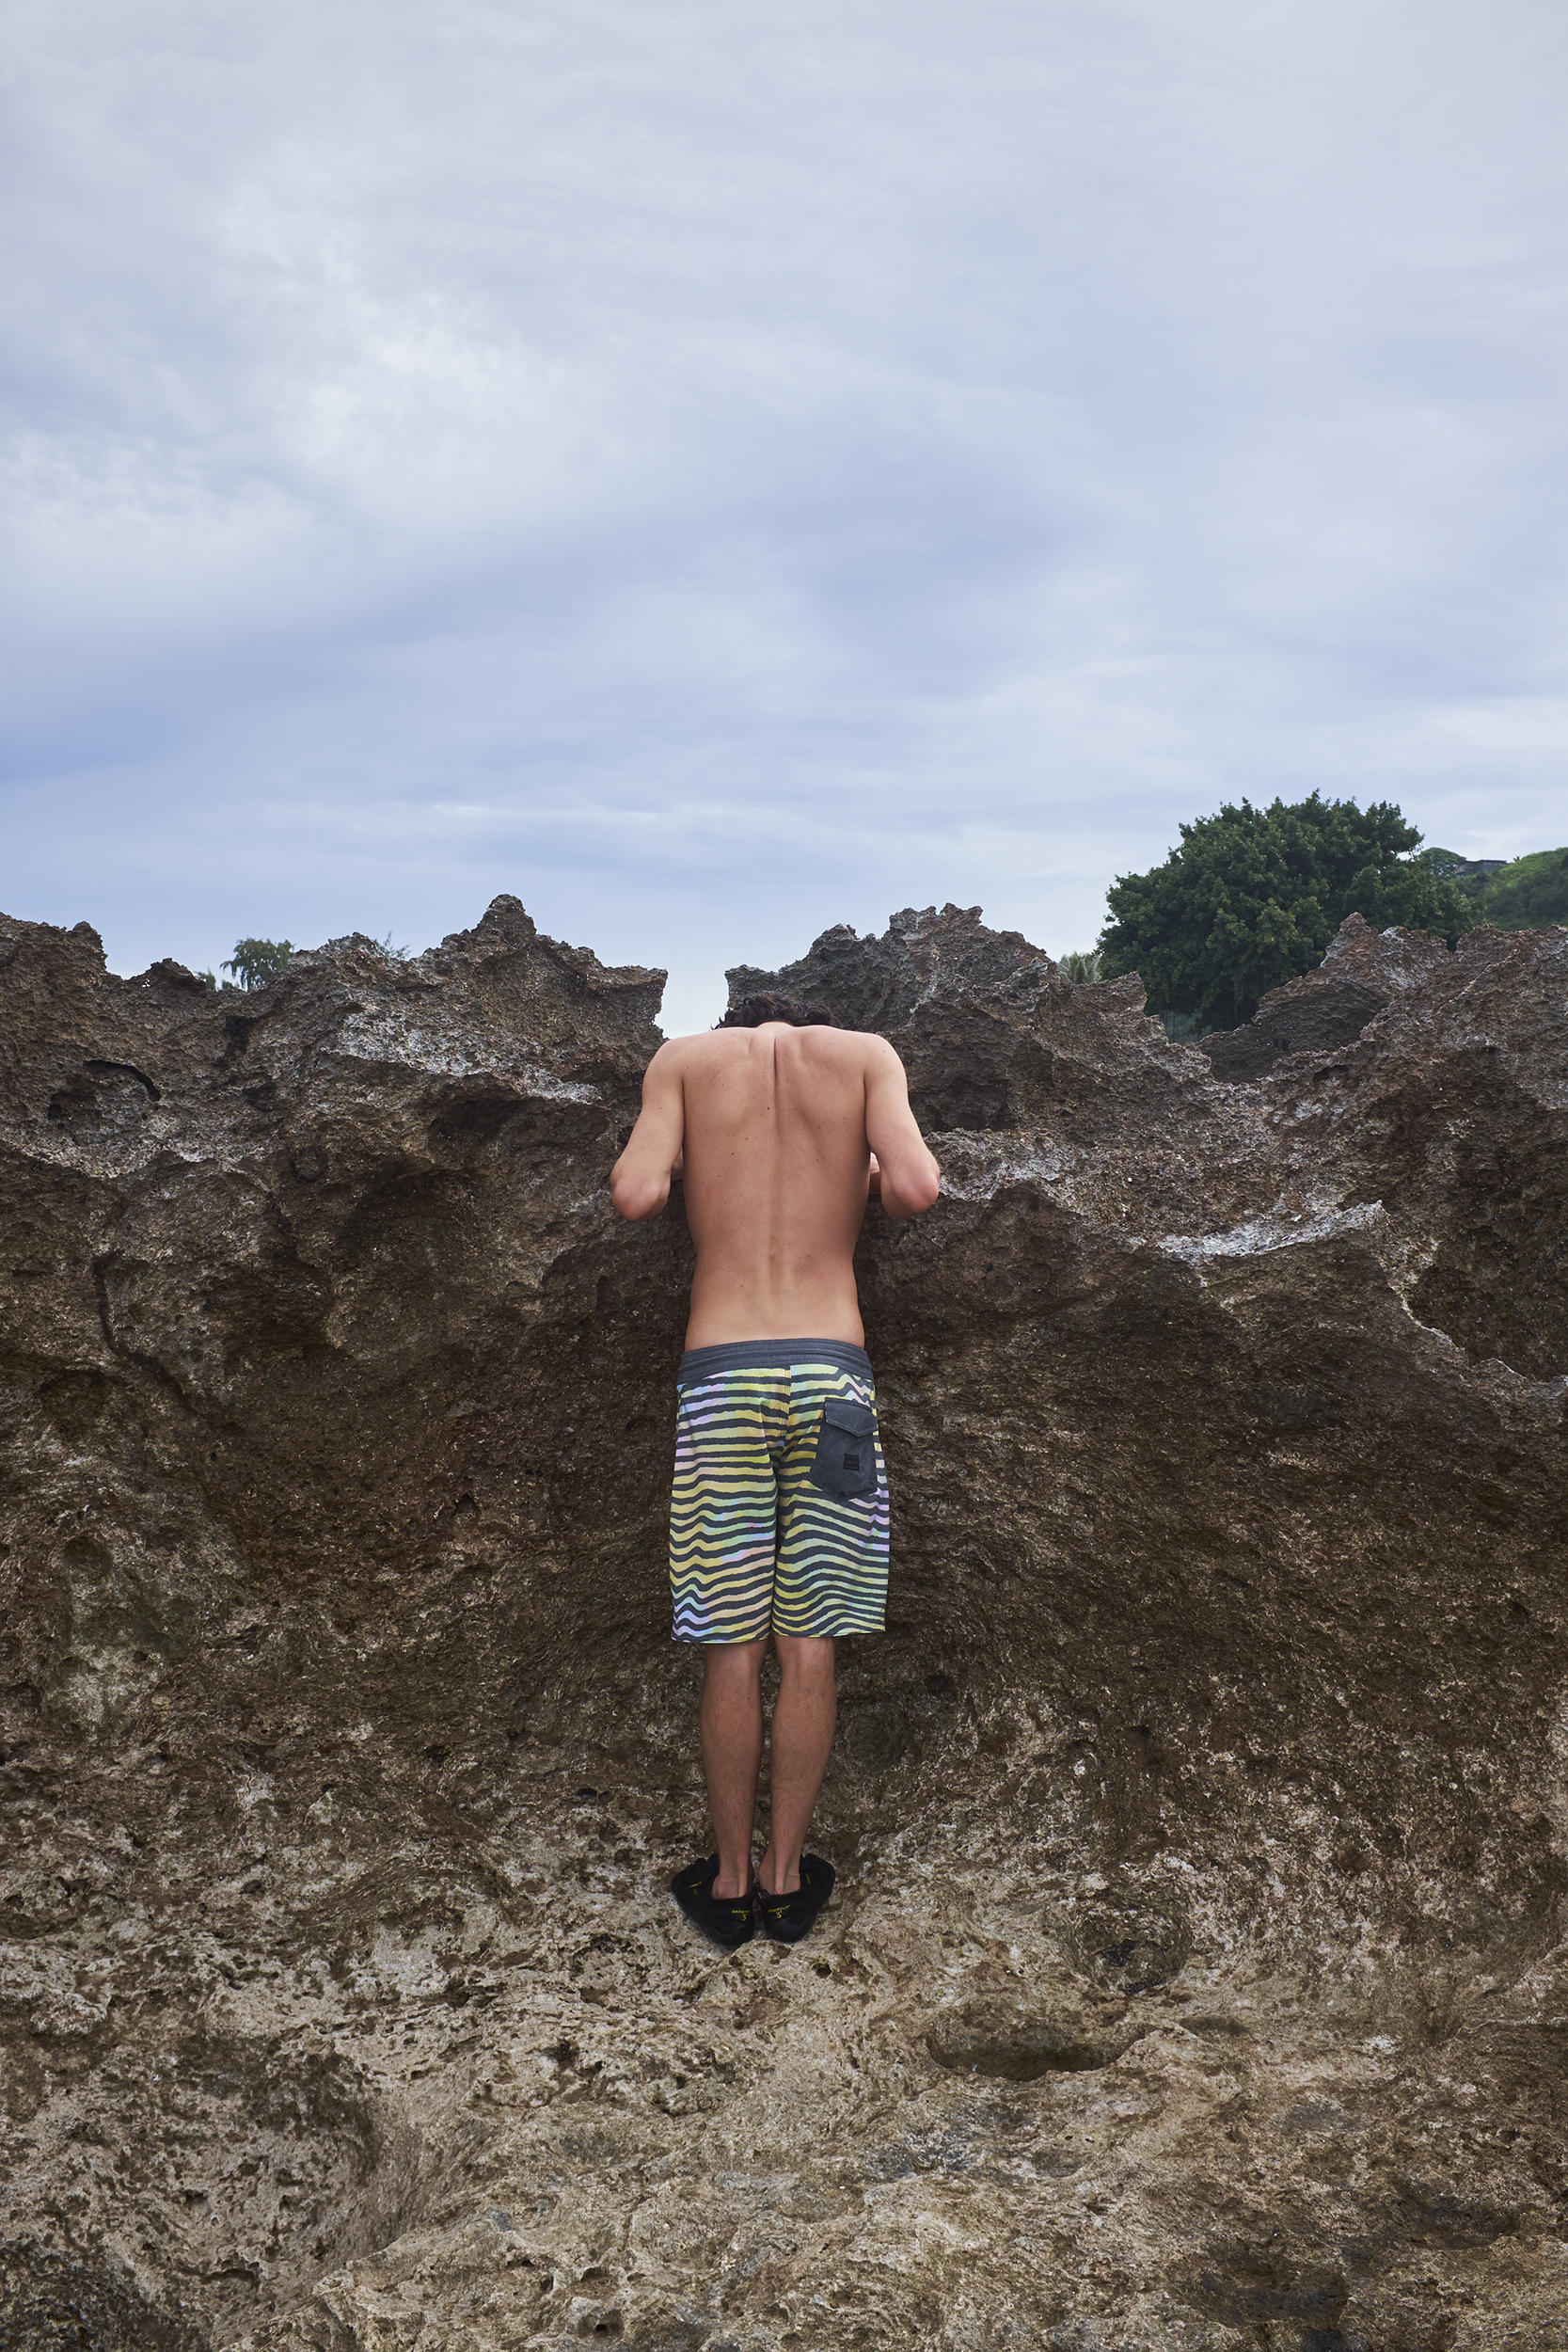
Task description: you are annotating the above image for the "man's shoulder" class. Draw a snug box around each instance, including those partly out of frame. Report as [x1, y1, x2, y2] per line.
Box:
[647, 1027, 730, 1059]
[832, 1027, 899, 1070]
[795, 1026, 902, 1076]
[643, 1030, 752, 1089]
[657, 1035, 883, 1063]
[651, 1030, 730, 1070]
[656, 1025, 897, 1073]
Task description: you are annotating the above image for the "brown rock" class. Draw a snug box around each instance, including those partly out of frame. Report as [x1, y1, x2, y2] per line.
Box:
[1200, 909, 1449, 1081]
[2, 895, 1566, 2350]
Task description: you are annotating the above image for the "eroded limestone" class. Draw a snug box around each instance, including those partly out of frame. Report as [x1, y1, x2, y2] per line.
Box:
[2, 898, 1566, 2350]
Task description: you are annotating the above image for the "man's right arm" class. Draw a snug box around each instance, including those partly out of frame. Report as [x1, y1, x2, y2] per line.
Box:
[610, 1045, 686, 1220]
[863, 1039, 941, 1219]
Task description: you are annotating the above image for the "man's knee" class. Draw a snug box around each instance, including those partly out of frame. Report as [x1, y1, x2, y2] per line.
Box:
[774, 1633, 835, 1685]
[703, 1638, 767, 1691]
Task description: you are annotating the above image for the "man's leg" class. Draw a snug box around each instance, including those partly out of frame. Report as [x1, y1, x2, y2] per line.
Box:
[701, 1640, 767, 1898]
[757, 1634, 836, 1897]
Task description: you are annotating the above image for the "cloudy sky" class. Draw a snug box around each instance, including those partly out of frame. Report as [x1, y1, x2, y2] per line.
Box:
[5, 1, 1565, 1031]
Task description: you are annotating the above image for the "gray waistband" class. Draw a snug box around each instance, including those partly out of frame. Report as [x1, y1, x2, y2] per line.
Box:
[677, 1338, 873, 1386]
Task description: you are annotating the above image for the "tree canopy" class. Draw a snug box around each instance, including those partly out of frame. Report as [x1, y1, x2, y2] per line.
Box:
[222, 937, 293, 990]
[1097, 793, 1476, 1028]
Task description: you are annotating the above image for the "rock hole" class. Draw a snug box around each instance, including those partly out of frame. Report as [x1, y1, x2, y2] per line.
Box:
[927, 1998, 1137, 2080]
[1067, 1887, 1192, 1995]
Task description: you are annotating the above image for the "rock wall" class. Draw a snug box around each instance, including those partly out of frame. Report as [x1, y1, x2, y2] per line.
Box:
[2, 896, 1566, 2351]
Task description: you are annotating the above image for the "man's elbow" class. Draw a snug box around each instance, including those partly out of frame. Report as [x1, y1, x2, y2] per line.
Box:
[610, 1170, 668, 1222]
[882, 1167, 941, 1218]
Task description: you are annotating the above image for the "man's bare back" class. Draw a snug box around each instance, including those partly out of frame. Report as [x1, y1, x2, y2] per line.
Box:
[610, 1020, 940, 1343]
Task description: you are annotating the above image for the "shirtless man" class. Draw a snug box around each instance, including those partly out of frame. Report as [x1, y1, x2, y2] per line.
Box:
[610, 993, 941, 1947]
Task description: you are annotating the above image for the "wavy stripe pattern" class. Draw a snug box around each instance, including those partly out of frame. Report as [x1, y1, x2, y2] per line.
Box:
[670, 1360, 891, 1644]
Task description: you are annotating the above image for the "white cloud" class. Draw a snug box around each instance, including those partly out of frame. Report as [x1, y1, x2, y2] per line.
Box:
[3, 0, 1565, 1030]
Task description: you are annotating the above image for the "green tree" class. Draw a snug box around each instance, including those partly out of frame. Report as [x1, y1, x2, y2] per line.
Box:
[222, 937, 294, 990]
[1097, 793, 1475, 1028]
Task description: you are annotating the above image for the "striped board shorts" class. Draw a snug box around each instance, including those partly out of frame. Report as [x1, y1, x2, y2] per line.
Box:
[670, 1339, 890, 1645]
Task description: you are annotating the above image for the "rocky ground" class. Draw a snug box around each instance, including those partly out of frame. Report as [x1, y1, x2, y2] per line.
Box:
[2, 897, 1565, 2350]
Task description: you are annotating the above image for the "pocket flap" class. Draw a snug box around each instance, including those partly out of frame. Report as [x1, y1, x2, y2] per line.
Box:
[822, 1399, 876, 1438]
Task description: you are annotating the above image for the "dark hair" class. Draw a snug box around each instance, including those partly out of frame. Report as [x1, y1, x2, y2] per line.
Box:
[718, 991, 838, 1029]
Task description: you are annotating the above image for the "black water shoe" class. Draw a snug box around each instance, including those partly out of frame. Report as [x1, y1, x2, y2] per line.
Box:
[671, 1855, 757, 1948]
[757, 1854, 836, 1944]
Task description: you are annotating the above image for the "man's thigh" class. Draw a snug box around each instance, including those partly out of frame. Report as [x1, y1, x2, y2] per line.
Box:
[773, 1362, 889, 1639]
[670, 1367, 785, 1645]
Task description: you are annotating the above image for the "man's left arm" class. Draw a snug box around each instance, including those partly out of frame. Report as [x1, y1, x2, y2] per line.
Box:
[610, 1046, 686, 1221]
[864, 1040, 941, 1217]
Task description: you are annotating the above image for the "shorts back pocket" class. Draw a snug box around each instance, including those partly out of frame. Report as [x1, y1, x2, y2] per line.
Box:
[807, 1398, 879, 1501]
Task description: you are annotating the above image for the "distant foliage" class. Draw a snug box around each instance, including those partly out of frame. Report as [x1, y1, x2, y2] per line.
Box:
[1056, 948, 1103, 983]
[222, 937, 294, 991]
[1097, 793, 1476, 1028]
[1469, 849, 1568, 930]
[1417, 847, 1468, 880]
[1419, 845, 1568, 929]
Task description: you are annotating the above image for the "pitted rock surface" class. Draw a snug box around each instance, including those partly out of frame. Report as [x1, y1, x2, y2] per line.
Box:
[1197, 908, 1451, 1083]
[3, 895, 1567, 2350]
